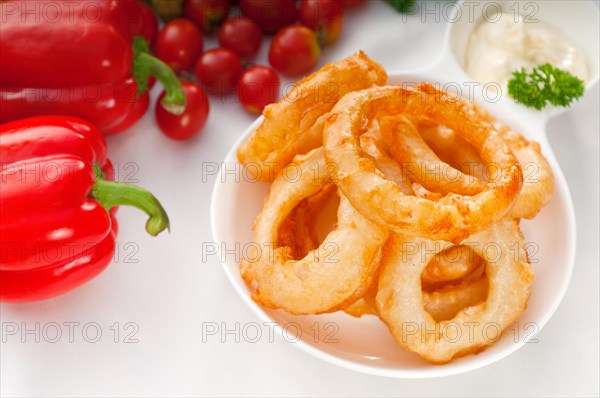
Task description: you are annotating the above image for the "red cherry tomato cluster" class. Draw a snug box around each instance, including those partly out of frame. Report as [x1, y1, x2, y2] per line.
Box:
[146, 0, 365, 140]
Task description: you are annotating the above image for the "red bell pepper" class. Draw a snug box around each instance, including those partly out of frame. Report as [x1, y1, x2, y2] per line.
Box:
[0, 116, 170, 302]
[0, 0, 184, 135]
[103, 90, 151, 136]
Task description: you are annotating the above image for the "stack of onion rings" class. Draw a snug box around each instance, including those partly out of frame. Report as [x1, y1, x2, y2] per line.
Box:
[237, 53, 554, 363]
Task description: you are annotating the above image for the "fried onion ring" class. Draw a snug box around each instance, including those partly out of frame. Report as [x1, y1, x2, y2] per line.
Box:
[345, 271, 488, 321]
[412, 108, 554, 219]
[237, 52, 387, 182]
[376, 217, 533, 363]
[413, 118, 486, 180]
[493, 121, 555, 219]
[380, 115, 486, 196]
[344, 295, 377, 318]
[360, 121, 414, 195]
[423, 276, 488, 322]
[241, 147, 389, 315]
[323, 83, 523, 242]
[343, 245, 486, 320]
[278, 184, 336, 258]
[421, 245, 484, 286]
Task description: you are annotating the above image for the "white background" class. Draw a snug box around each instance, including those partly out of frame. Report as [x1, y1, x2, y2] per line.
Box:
[1, 1, 598, 396]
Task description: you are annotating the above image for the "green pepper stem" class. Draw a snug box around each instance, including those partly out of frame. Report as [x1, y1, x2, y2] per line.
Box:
[91, 168, 170, 237]
[133, 36, 186, 115]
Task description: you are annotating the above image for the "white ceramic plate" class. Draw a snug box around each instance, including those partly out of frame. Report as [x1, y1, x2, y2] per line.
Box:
[210, 0, 598, 378]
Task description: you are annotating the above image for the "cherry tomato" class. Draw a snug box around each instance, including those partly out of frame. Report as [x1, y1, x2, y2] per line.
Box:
[194, 48, 243, 95]
[299, 0, 343, 45]
[155, 19, 204, 74]
[268, 25, 321, 77]
[239, 0, 298, 34]
[237, 66, 280, 114]
[218, 17, 263, 60]
[156, 81, 210, 140]
[138, 1, 159, 45]
[183, 0, 230, 34]
[342, 0, 366, 7]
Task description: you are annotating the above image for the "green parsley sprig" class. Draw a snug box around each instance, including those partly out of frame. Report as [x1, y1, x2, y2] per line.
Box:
[383, 0, 417, 13]
[507, 63, 585, 110]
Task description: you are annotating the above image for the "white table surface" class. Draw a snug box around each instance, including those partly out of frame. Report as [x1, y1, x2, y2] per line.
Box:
[1, 1, 598, 396]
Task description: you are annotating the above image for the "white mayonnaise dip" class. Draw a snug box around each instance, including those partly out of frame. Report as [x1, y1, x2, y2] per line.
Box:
[465, 12, 588, 91]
